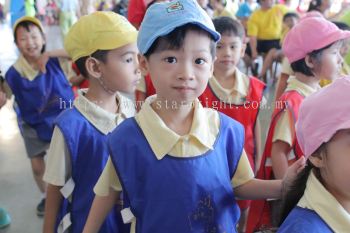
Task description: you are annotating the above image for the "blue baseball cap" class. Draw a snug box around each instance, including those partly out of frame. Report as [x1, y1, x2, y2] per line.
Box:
[137, 0, 221, 55]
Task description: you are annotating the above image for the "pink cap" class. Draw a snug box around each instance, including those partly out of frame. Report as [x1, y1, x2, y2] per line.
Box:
[282, 16, 350, 63]
[296, 77, 350, 157]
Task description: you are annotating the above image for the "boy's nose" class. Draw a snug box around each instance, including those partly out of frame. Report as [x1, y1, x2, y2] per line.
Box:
[178, 63, 195, 80]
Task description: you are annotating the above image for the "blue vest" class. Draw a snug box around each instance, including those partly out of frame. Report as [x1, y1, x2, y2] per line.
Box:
[278, 207, 333, 233]
[5, 58, 74, 141]
[108, 113, 244, 233]
[55, 107, 129, 233]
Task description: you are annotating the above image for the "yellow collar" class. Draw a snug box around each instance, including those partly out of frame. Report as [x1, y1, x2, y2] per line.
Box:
[210, 68, 249, 104]
[13, 55, 39, 81]
[74, 89, 134, 135]
[135, 96, 216, 160]
[298, 170, 350, 232]
[285, 76, 320, 97]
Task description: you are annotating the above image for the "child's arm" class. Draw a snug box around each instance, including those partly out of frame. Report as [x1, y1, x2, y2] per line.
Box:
[274, 73, 289, 102]
[235, 156, 305, 200]
[37, 49, 70, 73]
[83, 189, 119, 233]
[43, 184, 63, 233]
[270, 140, 291, 179]
[254, 119, 262, 174]
[0, 91, 6, 109]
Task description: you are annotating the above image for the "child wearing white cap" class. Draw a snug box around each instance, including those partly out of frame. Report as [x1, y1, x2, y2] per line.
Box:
[43, 11, 140, 233]
[278, 77, 350, 232]
[83, 1, 304, 233]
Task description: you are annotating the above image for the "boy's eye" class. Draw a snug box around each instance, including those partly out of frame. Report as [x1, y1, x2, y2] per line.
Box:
[126, 57, 133, 63]
[195, 58, 205, 65]
[231, 45, 237, 49]
[164, 57, 177, 63]
[216, 45, 222, 49]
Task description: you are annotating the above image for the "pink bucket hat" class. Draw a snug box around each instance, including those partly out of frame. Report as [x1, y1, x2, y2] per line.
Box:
[283, 16, 350, 63]
[296, 77, 350, 157]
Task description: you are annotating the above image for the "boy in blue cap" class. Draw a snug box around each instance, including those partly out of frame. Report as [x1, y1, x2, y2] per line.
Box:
[83, 1, 305, 233]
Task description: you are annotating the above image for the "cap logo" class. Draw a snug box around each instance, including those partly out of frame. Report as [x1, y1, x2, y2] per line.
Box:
[166, 2, 184, 13]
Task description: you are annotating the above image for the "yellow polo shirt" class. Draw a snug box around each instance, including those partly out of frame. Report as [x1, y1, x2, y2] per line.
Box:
[247, 4, 288, 40]
[95, 97, 254, 195]
[272, 77, 320, 147]
[210, 68, 250, 105]
[298, 171, 350, 232]
[94, 97, 254, 232]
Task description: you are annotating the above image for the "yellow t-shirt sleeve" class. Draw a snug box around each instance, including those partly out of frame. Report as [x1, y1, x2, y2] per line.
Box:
[272, 111, 294, 147]
[231, 150, 255, 188]
[247, 13, 258, 37]
[94, 157, 122, 196]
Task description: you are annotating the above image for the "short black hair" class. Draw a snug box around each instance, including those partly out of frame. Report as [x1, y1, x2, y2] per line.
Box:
[213, 16, 245, 39]
[307, 0, 322, 12]
[332, 21, 350, 31]
[75, 50, 109, 78]
[144, 23, 216, 59]
[283, 12, 300, 22]
[14, 21, 46, 53]
[290, 43, 333, 76]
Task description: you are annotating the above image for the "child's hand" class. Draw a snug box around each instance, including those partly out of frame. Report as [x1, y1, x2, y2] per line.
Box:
[37, 52, 51, 73]
[0, 91, 7, 109]
[282, 156, 306, 193]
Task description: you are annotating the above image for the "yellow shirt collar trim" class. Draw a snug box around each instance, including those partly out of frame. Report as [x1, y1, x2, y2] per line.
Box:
[210, 68, 249, 104]
[285, 76, 320, 97]
[74, 89, 134, 135]
[13, 55, 39, 81]
[135, 96, 215, 160]
[298, 170, 350, 232]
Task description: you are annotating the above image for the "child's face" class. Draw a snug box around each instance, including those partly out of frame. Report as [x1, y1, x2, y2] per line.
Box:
[215, 34, 245, 74]
[260, 0, 274, 8]
[98, 43, 140, 94]
[312, 42, 343, 80]
[284, 17, 298, 29]
[141, 30, 214, 105]
[210, 0, 223, 10]
[311, 129, 350, 202]
[15, 25, 45, 59]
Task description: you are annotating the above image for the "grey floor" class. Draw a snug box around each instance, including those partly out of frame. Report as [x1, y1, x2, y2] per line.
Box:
[0, 20, 276, 233]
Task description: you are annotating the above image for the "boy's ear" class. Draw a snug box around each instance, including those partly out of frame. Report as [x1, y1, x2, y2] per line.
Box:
[138, 54, 149, 76]
[241, 43, 247, 58]
[85, 57, 102, 79]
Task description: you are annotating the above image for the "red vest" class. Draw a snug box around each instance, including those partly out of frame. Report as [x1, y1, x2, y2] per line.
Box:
[199, 77, 265, 171]
[246, 90, 304, 233]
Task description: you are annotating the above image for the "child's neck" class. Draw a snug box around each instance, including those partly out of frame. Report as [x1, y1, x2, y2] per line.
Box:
[294, 72, 320, 90]
[85, 83, 119, 114]
[214, 68, 236, 90]
[151, 99, 194, 136]
[23, 54, 40, 70]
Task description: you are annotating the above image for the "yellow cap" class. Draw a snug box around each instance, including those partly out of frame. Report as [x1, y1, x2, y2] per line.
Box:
[64, 11, 138, 62]
[13, 16, 44, 34]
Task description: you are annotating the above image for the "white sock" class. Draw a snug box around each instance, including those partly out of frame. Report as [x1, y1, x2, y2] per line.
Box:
[41, 192, 46, 200]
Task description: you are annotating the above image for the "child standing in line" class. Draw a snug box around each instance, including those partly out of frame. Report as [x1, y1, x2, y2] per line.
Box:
[198, 17, 265, 233]
[278, 77, 350, 232]
[2, 16, 74, 217]
[248, 15, 350, 233]
[42, 11, 140, 233]
[82, 1, 304, 233]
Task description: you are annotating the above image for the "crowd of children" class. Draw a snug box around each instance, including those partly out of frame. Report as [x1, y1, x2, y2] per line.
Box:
[1, 0, 350, 232]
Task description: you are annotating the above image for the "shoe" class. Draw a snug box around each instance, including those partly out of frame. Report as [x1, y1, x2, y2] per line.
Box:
[36, 198, 45, 217]
[0, 208, 11, 229]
